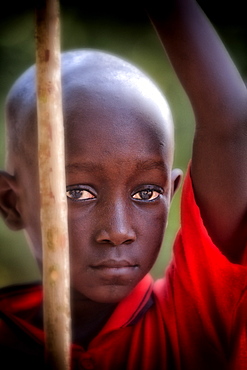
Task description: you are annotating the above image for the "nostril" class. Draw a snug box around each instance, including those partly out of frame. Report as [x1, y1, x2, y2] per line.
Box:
[124, 239, 134, 245]
[98, 238, 134, 246]
[95, 226, 136, 246]
[100, 239, 111, 244]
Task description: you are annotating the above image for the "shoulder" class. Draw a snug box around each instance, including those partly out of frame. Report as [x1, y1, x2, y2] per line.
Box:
[0, 281, 42, 312]
[0, 281, 42, 298]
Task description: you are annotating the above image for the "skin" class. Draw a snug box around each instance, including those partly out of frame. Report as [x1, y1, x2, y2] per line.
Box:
[3, 0, 247, 348]
[0, 50, 181, 345]
[147, 0, 247, 263]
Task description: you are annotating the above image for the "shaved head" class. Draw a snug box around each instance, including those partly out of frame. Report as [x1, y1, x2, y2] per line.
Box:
[1, 49, 181, 301]
[5, 49, 174, 174]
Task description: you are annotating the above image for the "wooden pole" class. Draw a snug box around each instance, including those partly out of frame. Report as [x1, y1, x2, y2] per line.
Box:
[35, 1, 71, 369]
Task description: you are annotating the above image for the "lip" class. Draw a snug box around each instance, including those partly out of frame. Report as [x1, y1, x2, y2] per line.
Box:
[89, 259, 140, 284]
[91, 259, 138, 269]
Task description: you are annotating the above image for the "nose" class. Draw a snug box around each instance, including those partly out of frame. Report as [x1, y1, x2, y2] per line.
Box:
[95, 201, 136, 246]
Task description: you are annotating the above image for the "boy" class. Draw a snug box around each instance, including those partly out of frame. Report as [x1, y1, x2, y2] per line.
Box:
[1, 0, 247, 369]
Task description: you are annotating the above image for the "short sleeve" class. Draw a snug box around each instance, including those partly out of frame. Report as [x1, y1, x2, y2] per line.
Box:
[155, 167, 247, 369]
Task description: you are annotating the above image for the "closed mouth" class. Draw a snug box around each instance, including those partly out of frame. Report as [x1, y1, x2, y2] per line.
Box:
[91, 259, 138, 269]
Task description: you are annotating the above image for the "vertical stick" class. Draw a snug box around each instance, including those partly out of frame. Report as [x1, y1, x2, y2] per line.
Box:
[35, 0, 71, 369]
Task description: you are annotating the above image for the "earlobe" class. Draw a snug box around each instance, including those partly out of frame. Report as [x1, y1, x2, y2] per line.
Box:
[170, 168, 183, 200]
[0, 170, 24, 230]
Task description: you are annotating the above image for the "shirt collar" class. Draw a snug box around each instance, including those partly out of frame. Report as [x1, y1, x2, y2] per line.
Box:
[0, 274, 154, 346]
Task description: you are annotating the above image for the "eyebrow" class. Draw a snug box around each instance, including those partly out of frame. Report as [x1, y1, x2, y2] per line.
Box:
[135, 160, 168, 172]
[66, 159, 168, 173]
[66, 162, 104, 173]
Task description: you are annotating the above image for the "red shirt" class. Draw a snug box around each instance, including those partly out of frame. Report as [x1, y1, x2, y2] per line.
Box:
[1, 171, 247, 370]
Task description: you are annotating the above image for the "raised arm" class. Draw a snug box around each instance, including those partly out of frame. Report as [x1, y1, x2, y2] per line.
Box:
[147, 0, 247, 262]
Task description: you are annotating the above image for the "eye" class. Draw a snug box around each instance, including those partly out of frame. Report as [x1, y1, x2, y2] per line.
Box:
[66, 187, 96, 201]
[132, 187, 162, 201]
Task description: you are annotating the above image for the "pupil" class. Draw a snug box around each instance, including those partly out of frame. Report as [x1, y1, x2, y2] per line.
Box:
[72, 190, 82, 199]
[140, 190, 152, 199]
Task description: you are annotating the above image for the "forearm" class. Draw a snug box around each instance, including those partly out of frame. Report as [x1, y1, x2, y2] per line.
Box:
[146, 0, 247, 131]
[147, 0, 247, 262]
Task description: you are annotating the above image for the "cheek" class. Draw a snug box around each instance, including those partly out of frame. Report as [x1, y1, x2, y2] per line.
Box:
[136, 206, 168, 269]
[67, 206, 98, 275]
[67, 214, 92, 293]
[67, 210, 91, 253]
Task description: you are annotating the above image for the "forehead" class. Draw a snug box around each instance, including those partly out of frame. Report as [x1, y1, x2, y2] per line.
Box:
[62, 53, 173, 159]
[7, 50, 174, 171]
[63, 77, 174, 167]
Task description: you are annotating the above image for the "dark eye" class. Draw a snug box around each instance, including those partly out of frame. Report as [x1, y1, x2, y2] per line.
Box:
[132, 188, 161, 201]
[66, 188, 96, 201]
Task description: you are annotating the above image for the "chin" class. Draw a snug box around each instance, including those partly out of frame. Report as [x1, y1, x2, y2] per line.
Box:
[87, 285, 134, 304]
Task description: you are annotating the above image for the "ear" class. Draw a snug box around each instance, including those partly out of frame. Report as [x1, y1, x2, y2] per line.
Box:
[170, 168, 183, 200]
[0, 170, 24, 230]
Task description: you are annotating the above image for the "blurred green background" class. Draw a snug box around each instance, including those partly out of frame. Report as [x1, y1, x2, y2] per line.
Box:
[1, 1, 247, 287]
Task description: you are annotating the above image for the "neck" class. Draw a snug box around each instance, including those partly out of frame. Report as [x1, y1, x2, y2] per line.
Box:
[70, 290, 117, 348]
[31, 288, 117, 349]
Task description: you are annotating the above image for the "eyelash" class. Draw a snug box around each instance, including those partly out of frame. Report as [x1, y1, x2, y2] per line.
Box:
[66, 186, 96, 201]
[132, 187, 163, 202]
[66, 186, 163, 202]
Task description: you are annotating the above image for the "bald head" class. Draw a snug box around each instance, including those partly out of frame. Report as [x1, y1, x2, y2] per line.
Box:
[5, 49, 174, 173]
